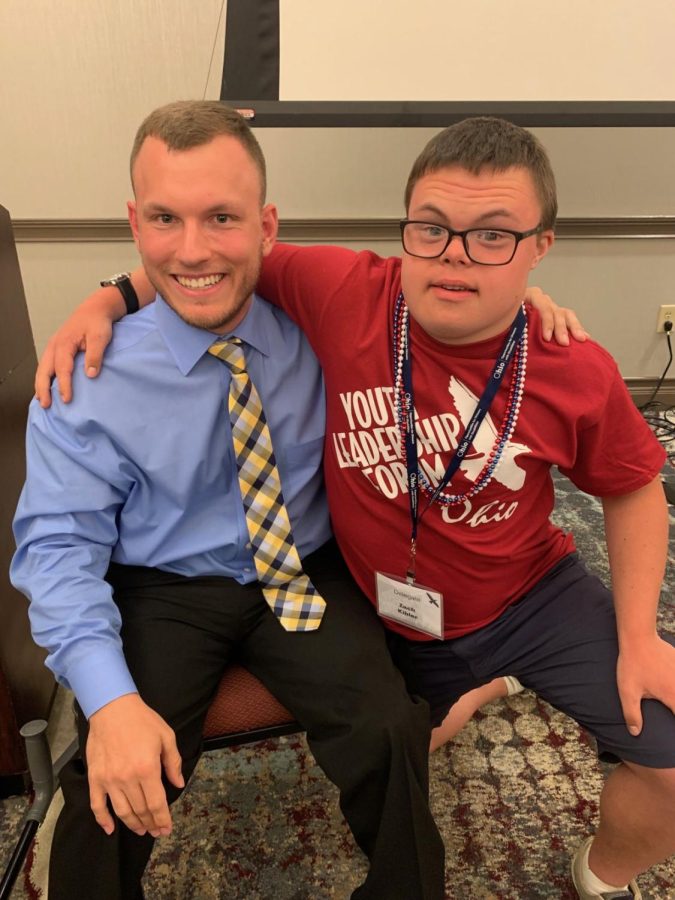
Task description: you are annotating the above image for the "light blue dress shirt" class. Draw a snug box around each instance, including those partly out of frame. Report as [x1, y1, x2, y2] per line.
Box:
[11, 294, 330, 717]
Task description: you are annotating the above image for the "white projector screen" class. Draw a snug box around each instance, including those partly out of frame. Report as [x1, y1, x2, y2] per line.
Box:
[221, 0, 675, 126]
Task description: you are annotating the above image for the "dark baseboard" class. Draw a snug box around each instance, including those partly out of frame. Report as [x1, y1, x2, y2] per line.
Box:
[627, 379, 675, 408]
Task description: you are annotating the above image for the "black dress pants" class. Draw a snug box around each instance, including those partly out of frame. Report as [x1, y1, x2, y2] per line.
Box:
[49, 540, 445, 899]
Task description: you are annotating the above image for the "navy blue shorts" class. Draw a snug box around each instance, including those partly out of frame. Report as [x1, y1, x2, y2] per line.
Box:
[389, 554, 675, 768]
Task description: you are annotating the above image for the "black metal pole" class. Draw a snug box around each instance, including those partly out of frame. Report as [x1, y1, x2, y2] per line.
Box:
[0, 720, 55, 900]
[20, 721, 54, 824]
[0, 820, 39, 900]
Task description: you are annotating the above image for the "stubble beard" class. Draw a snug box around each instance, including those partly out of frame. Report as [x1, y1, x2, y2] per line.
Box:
[149, 253, 262, 333]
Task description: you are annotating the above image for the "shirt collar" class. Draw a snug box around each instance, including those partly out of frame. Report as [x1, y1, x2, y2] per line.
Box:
[154, 293, 272, 376]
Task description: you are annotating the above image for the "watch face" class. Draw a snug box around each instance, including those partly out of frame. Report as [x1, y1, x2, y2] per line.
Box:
[102, 273, 129, 286]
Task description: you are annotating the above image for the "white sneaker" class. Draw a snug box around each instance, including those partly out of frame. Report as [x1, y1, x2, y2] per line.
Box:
[571, 838, 642, 899]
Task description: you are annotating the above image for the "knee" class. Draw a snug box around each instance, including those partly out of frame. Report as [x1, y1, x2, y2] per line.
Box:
[353, 690, 430, 757]
[650, 767, 675, 801]
[629, 763, 675, 811]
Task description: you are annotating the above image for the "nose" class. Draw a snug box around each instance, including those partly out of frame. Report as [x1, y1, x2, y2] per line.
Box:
[442, 233, 470, 264]
[176, 221, 210, 267]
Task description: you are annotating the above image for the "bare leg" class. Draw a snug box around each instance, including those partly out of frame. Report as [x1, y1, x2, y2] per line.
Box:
[587, 762, 675, 886]
[429, 677, 512, 752]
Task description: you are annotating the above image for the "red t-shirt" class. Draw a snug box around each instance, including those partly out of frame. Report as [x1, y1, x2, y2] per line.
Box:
[259, 244, 665, 640]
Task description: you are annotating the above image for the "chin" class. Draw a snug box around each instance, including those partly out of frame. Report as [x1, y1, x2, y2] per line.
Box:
[414, 310, 464, 342]
[180, 309, 235, 332]
[182, 301, 252, 334]
[430, 329, 464, 345]
[426, 317, 478, 345]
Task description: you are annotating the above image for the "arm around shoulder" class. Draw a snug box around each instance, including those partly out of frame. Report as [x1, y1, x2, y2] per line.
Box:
[34, 266, 155, 408]
[525, 285, 589, 345]
[257, 242, 360, 323]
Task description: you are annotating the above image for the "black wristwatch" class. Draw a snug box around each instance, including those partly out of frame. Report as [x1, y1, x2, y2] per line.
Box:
[100, 272, 140, 315]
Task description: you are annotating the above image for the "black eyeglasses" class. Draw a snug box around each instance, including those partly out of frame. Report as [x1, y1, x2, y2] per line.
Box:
[399, 220, 544, 266]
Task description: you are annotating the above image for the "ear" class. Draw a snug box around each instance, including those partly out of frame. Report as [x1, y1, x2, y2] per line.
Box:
[260, 203, 279, 257]
[127, 200, 141, 248]
[530, 229, 554, 269]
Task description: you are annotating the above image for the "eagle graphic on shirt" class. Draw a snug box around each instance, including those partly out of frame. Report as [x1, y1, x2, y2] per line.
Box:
[448, 376, 531, 491]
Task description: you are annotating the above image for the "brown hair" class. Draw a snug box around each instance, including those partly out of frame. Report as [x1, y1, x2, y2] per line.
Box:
[404, 117, 557, 229]
[130, 100, 267, 202]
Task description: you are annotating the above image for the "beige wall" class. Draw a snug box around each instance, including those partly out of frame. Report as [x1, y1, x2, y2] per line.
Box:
[0, 0, 227, 218]
[2, 0, 675, 381]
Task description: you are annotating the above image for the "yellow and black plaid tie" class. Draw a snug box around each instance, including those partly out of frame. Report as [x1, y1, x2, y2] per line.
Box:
[209, 338, 326, 631]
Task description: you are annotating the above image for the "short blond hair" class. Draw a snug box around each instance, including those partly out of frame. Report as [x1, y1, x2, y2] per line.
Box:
[130, 100, 267, 202]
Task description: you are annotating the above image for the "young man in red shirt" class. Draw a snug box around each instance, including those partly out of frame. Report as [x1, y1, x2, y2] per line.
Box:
[35, 111, 673, 899]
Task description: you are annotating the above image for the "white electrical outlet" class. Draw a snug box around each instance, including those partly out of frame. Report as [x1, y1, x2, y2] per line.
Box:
[656, 305, 675, 333]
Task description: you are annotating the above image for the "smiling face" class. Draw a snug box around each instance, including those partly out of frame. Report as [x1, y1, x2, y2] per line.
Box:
[400, 165, 554, 345]
[128, 134, 277, 333]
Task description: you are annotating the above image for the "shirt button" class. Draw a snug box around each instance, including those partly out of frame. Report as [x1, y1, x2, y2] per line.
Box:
[244, 567, 252, 573]
[245, 542, 252, 549]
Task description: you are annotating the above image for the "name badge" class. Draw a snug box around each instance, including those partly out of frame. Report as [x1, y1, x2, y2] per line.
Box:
[375, 572, 444, 638]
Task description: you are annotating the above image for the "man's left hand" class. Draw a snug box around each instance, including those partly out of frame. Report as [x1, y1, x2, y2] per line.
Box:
[525, 286, 589, 345]
[617, 635, 675, 736]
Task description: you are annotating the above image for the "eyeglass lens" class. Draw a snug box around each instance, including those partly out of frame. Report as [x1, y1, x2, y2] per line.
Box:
[403, 223, 517, 264]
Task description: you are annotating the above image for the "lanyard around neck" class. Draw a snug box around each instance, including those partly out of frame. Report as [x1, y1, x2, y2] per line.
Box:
[395, 296, 527, 549]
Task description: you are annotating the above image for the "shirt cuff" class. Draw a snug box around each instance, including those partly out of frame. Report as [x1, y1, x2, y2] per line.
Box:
[66, 648, 138, 719]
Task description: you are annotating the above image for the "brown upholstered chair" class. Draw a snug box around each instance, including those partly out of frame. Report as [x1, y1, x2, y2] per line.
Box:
[202, 663, 301, 750]
[0, 664, 303, 898]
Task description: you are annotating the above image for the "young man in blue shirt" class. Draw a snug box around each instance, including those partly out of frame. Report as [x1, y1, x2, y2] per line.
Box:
[12, 101, 446, 900]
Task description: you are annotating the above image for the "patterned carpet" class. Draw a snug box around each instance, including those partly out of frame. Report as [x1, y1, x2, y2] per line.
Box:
[1, 468, 674, 899]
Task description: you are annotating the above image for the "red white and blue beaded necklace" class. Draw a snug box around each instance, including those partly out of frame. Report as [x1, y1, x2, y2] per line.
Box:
[392, 291, 528, 530]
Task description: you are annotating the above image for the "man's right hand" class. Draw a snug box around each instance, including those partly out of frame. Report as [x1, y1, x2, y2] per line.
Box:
[86, 693, 184, 838]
